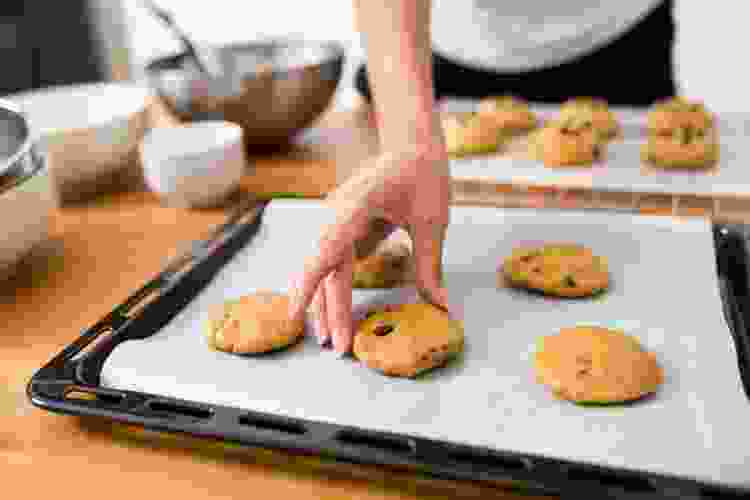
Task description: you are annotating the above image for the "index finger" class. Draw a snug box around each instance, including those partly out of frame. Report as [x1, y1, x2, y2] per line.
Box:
[288, 209, 369, 322]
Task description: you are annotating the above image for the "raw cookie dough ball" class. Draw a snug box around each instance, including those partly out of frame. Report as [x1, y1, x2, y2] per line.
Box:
[534, 117, 604, 167]
[441, 112, 504, 157]
[646, 97, 714, 135]
[559, 97, 620, 140]
[206, 291, 305, 354]
[478, 95, 538, 134]
[534, 326, 664, 404]
[641, 125, 719, 169]
[353, 239, 412, 289]
[501, 244, 609, 298]
[353, 303, 464, 378]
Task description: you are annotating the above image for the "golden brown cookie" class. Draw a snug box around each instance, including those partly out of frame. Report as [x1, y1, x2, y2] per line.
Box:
[534, 326, 664, 404]
[559, 97, 620, 140]
[353, 240, 412, 289]
[206, 291, 305, 354]
[646, 97, 714, 135]
[477, 95, 538, 134]
[540, 119, 606, 167]
[441, 112, 504, 157]
[353, 303, 464, 378]
[531, 116, 604, 167]
[500, 244, 609, 298]
[641, 125, 719, 170]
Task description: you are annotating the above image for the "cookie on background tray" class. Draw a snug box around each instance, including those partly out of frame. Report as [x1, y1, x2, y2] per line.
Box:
[531, 117, 605, 168]
[500, 244, 609, 298]
[534, 326, 664, 404]
[205, 291, 305, 354]
[477, 95, 538, 135]
[353, 302, 464, 378]
[646, 97, 714, 135]
[641, 124, 719, 170]
[441, 111, 505, 157]
[559, 97, 620, 140]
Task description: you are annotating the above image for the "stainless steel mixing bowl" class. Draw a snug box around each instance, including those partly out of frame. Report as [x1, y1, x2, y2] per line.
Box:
[146, 39, 345, 150]
[0, 99, 53, 278]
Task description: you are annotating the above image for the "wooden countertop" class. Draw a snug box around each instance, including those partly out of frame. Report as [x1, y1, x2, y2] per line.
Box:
[0, 102, 553, 500]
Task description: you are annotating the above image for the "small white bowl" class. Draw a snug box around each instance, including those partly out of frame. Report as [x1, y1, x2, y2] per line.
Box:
[140, 121, 246, 208]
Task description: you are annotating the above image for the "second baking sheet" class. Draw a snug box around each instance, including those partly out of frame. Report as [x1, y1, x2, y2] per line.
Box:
[442, 99, 750, 198]
[100, 200, 750, 488]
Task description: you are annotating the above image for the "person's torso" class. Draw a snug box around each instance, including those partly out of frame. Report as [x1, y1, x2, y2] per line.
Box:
[431, 0, 663, 72]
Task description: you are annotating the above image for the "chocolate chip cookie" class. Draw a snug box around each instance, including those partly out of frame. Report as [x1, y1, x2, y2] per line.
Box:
[534, 326, 664, 404]
[353, 303, 464, 378]
[206, 291, 305, 354]
[500, 244, 609, 298]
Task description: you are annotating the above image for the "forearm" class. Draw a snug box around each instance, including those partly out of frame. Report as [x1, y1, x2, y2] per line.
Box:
[353, 0, 443, 153]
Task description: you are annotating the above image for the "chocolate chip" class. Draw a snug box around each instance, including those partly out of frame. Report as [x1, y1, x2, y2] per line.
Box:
[563, 275, 576, 287]
[564, 275, 577, 287]
[373, 324, 395, 337]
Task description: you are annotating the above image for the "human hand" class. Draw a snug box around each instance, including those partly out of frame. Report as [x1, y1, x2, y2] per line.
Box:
[287, 147, 453, 355]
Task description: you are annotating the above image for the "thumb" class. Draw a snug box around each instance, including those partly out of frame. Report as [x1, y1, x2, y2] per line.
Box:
[409, 219, 450, 312]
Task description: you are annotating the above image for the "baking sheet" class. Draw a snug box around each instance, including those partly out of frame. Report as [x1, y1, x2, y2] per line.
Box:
[440, 99, 750, 198]
[101, 200, 750, 488]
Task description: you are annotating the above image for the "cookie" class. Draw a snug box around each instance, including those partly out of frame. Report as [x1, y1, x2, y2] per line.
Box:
[206, 291, 305, 354]
[534, 326, 664, 404]
[501, 244, 609, 298]
[559, 97, 620, 140]
[353, 240, 412, 289]
[441, 112, 504, 156]
[533, 118, 604, 167]
[353, 303, 464, 378]
[478, 95, 538, 134]
[641, 125, 719, 169]
[646, 97, 714, 135]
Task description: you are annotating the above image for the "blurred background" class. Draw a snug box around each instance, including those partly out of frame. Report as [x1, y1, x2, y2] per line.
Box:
[0, 1, 747, 112]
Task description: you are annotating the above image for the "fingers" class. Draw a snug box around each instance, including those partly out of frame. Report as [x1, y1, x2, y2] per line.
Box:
[324, 248, 355, 355]
[288, 215, 363, 324]
[311, 284, 330, 346]
[410, 219, 450, 312]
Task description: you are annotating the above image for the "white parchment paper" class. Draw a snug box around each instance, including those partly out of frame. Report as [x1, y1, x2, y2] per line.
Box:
[101, 200, 750, 487]
[441, 99, 750, 198]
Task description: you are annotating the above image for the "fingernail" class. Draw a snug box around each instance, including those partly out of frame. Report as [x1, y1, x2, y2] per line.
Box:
[448, 301, 463, 322]
[333, 329, 350, 354]
[441, 290, 464, 322]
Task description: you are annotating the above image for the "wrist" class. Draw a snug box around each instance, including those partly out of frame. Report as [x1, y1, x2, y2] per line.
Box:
[376, 106, 447, 159]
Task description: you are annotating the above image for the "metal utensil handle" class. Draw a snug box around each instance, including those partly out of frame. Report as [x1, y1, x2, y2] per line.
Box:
[138, 0, 213, 76]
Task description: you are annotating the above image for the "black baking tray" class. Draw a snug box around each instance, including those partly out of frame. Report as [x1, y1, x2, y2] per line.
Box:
[28, 201, 750, 499]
